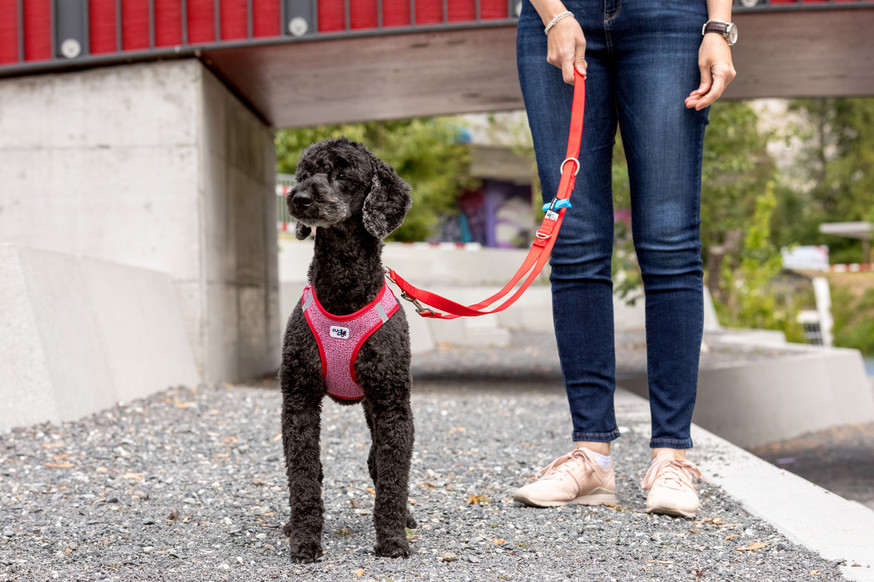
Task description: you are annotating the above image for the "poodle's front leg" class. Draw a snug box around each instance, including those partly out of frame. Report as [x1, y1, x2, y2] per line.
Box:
[365, 399, 415, 558]
[281, 392, 324, 563]
[364, 404, 417, 530]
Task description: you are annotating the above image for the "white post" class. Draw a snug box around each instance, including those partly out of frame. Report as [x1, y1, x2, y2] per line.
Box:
[812, 276, 833, 347]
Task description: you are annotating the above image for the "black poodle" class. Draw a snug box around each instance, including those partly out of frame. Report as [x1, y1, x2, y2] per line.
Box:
[280, 137, 417, 562]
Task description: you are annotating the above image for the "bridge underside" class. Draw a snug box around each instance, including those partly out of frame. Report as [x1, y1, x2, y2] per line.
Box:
[201, 8, 874, 129]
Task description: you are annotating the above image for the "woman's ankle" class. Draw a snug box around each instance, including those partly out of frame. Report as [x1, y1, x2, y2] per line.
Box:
[651, 447, 687, 461]
[575, 441, 611, 456]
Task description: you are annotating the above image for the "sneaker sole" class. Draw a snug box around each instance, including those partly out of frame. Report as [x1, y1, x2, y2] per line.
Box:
[646, 504, 697, 518]
[514, 488, 617, 508]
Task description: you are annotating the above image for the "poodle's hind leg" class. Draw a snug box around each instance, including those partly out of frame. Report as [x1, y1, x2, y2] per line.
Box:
[364, 404, 417, 530]
[281, 390, 325, 563]
[363, 398, 415, 558]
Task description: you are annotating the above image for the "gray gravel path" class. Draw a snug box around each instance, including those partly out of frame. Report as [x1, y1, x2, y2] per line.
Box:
[0, 376, 846, 581]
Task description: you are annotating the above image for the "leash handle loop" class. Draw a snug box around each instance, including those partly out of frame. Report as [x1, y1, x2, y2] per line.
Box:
[387, 70, 586, 319]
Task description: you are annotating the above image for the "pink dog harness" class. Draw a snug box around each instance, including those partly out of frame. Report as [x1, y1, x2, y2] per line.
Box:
[302, 282, 400, 402]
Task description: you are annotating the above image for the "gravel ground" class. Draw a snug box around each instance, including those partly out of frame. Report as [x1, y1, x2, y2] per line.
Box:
[0, 376, 848, 581]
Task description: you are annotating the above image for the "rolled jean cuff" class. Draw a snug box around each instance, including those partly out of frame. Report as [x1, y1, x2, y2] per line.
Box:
[572, 429, 621, 443]
[650, 438, 693, 450]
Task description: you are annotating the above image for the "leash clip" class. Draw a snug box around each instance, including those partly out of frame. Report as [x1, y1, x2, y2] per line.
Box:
[385, 267, 435, 316]
[402, 291, 434, 316]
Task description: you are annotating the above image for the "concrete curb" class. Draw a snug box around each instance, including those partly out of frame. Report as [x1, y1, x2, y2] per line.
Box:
[695, 427, 874, 582]
[615, 388, 874, 581]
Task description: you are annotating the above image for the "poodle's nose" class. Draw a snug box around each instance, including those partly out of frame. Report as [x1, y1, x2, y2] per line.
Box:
[292, 190, 313, 208]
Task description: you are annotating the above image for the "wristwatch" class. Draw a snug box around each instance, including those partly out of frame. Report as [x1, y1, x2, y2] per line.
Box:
[702, 19, 738, 47]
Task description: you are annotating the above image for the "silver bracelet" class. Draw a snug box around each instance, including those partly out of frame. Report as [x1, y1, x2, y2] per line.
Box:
[544, 11, 574, 36]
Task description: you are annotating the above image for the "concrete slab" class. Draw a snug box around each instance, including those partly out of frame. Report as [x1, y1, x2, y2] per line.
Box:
[622, 339, 874, 449]
[0, 245, 200, 432]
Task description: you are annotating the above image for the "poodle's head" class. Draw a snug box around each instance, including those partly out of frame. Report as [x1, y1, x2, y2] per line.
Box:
[288, 137, 412, 241]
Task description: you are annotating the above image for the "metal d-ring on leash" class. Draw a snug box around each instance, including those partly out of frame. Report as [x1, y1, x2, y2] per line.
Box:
[385, 70, 586, 320]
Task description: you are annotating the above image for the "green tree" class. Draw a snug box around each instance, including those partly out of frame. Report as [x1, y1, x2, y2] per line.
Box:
[700, 101, 778, 301]
[780, 98, 874, 263]
[276, 118, 476, 242]
[715, 182, 805, 341]
[831, 284, 874, 355]
[611, 103, 779, 308]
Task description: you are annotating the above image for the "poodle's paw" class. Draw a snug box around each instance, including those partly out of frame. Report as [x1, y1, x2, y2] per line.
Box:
[375, 537, 410, 559]
[282, 521, 293, 537]
[288, 536, 323, 563]
[405, 512, 417, 529]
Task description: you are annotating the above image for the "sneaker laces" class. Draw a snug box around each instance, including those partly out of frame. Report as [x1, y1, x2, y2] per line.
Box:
[641, 457, 702, 492]
[536, 448, 599, 482]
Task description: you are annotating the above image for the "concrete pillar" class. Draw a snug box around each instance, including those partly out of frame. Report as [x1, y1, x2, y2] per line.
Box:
[0, 60, 280, 382]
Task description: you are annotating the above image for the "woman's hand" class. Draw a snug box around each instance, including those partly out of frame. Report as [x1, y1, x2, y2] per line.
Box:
[546, 16, 587, 85]
[685, 33, 736, 110]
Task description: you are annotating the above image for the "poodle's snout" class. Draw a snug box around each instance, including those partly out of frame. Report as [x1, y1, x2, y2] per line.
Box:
[292, 190, 314, 208]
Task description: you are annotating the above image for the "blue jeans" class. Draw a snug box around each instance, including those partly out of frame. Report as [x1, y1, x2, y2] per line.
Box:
[517, 0, 709, 449]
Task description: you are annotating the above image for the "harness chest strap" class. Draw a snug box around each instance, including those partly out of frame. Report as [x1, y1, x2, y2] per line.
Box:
[301, 282, 399, 401]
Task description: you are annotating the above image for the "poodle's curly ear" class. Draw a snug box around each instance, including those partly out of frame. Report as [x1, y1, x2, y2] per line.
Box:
[363, 158, 412, 240]
[295, 221, 312, 240]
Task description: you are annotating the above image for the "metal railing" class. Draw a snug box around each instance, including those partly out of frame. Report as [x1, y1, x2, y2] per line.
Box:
[277, 173, 295, 232]
[1, 0, 871, 77]
[734, 0, 872, 11]
[0, 0, 518, 76]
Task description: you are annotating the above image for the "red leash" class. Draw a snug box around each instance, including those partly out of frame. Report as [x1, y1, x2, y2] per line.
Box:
[385, 71, 586, 319]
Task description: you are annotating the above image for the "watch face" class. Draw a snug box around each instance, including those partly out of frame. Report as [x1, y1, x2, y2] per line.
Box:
[727, 23, 738, 45]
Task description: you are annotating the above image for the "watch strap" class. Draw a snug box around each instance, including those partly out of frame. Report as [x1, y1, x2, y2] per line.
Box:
[702, 19, 736, 46]
[702, 20, 729, 35]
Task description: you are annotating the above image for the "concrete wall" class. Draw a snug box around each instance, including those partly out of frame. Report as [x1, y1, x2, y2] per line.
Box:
[0, 245, 200, 431]
[0, 60, 280, 382]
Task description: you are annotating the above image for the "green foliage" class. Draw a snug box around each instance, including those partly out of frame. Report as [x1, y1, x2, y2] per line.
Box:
[611, 134, 630, 210]
[611, 219, 643, 306]
[275, 118, 476, 242]
[831, 284, 874, 355]
[714, 183, 804, 341]
[701, 101, 777, 263]
[778, 98, 874, 262]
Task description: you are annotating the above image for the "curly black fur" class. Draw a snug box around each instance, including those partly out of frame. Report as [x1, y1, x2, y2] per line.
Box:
[279, 138, 417, 563]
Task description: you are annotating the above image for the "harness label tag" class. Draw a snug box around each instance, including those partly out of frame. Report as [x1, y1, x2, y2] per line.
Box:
[545, 210, 559, 221]
[330, 326, 350, 339]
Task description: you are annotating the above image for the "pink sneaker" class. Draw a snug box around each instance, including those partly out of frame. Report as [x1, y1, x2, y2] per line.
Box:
[513, 447, 617, 508]
[641, 451, 702, 518]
